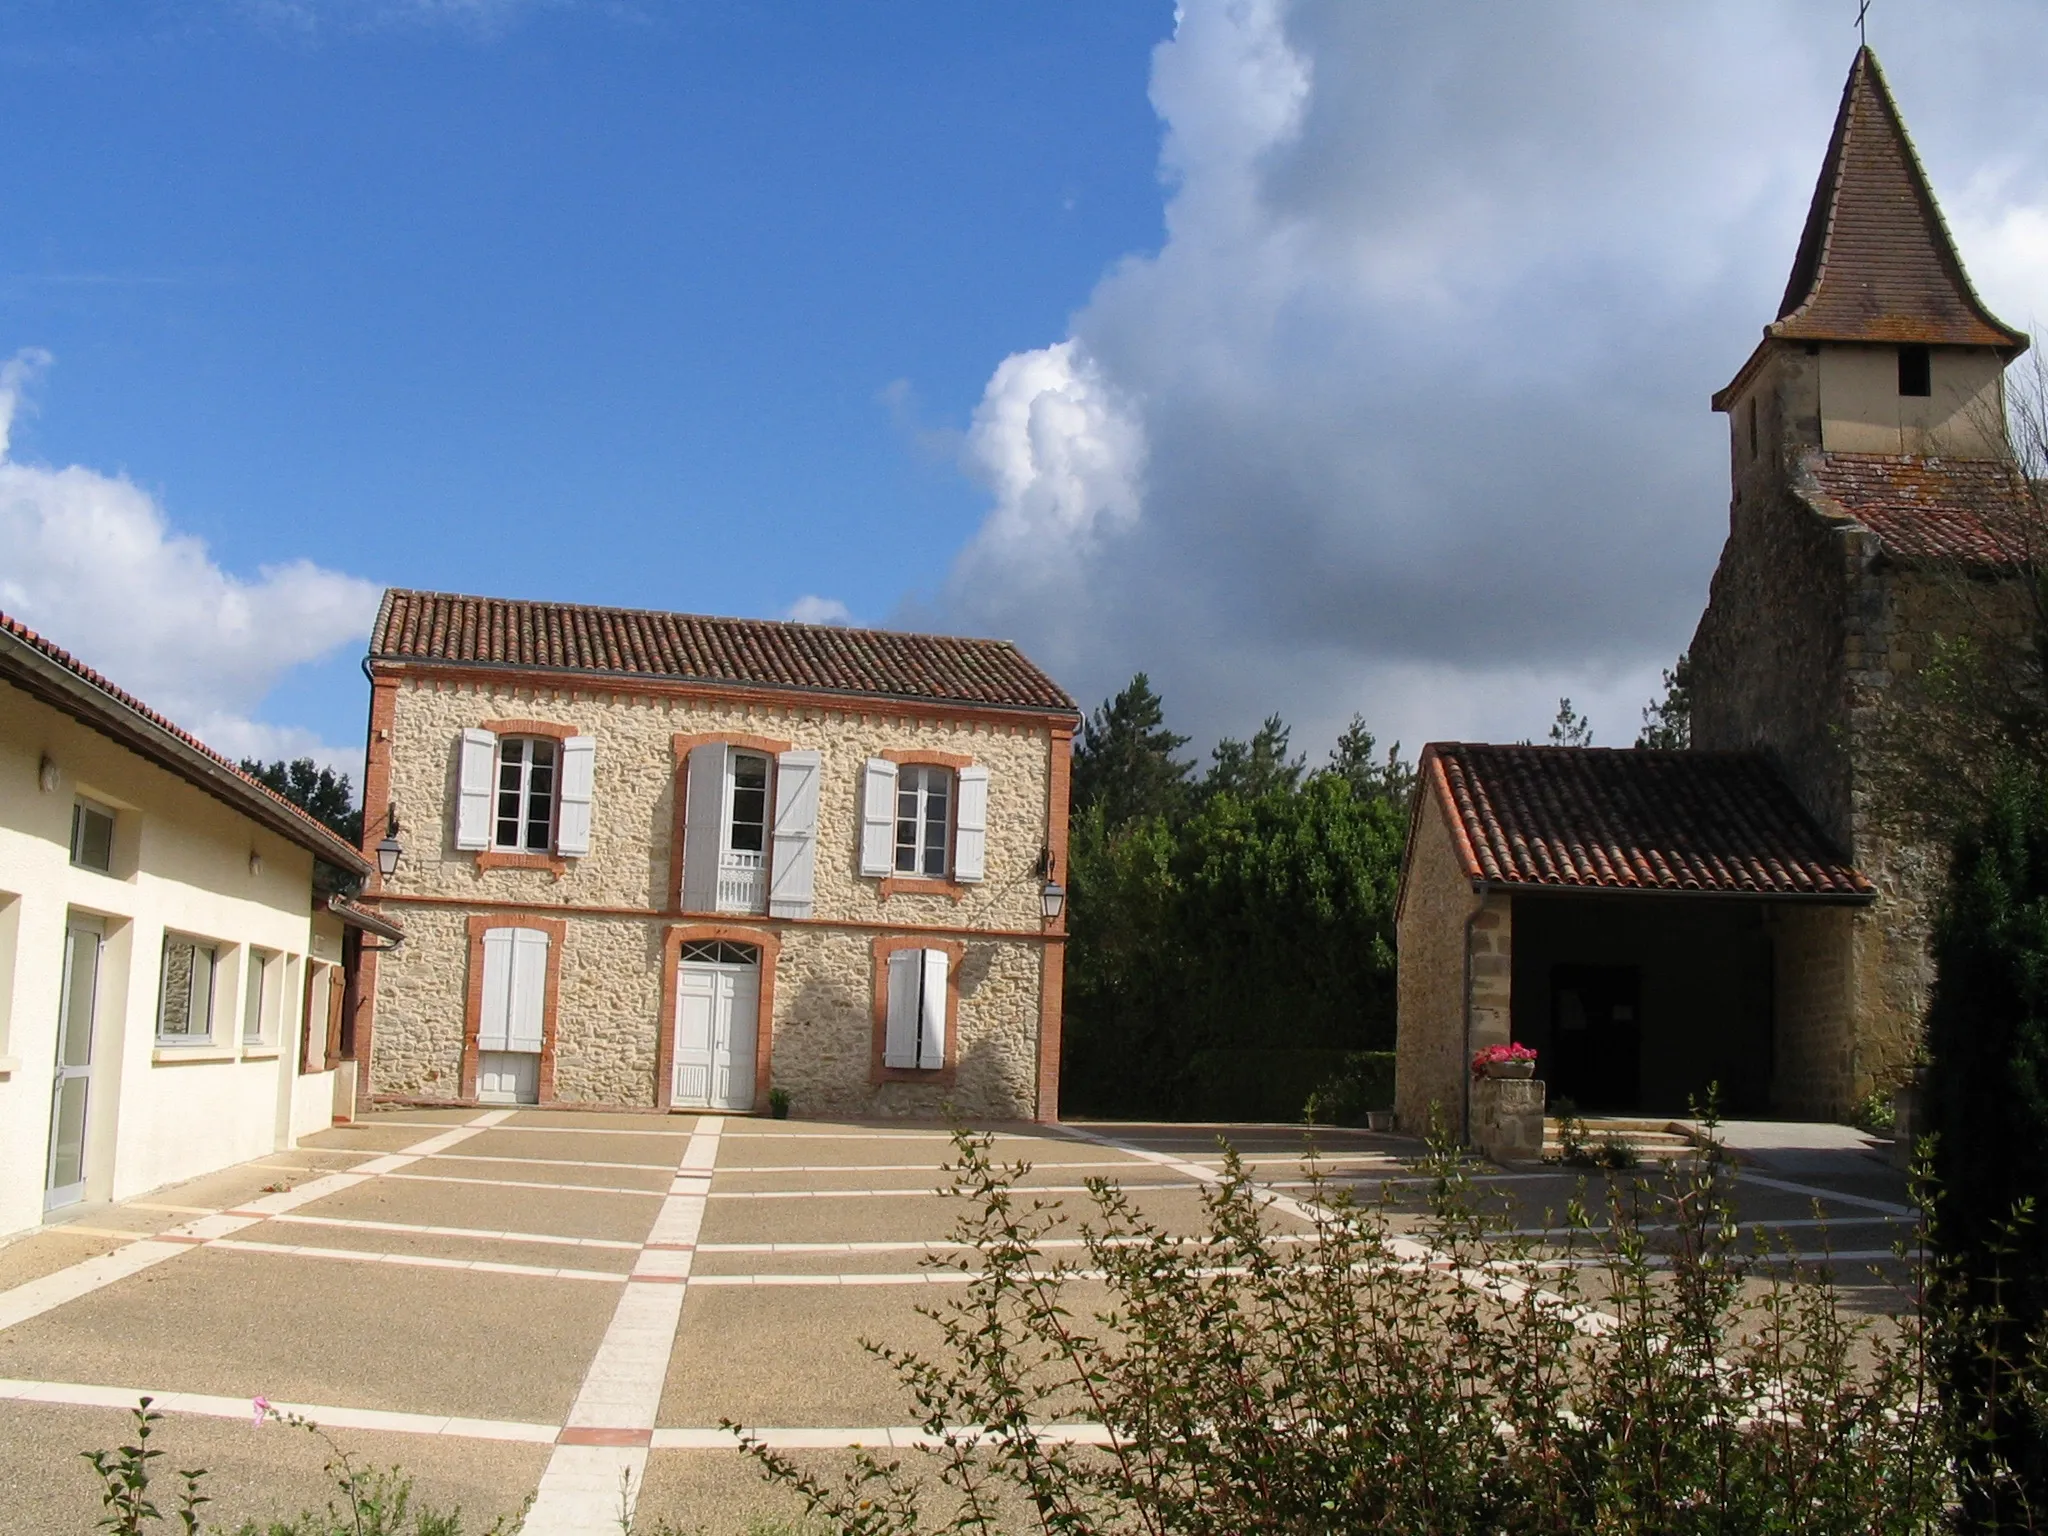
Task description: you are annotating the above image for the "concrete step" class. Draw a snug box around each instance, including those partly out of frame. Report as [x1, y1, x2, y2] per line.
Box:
[1542, 1118, 1701, 1162]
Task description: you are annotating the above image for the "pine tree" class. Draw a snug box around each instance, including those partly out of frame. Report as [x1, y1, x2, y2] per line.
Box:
[1547, 698, 1593, 748]
[1636, 653, 1693, 749]
[241, 757, 363, 845]
[1324, 715, 1417, 807]
[1071, 674, 1194, 829]
[1924, 774, 2048, 1527]
[1204, 714, 1306, 802]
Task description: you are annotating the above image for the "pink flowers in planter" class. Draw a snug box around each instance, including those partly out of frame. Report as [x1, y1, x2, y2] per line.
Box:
[1471, 1043, 1538, 1078]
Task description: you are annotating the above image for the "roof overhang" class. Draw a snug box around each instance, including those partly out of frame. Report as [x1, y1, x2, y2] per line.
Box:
[323, 894, 405, 943]
[1, 625, 370, 876]
[1467, 879, 1874, 907]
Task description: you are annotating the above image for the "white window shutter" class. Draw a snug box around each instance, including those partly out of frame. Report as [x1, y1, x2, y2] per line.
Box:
[681, 743, 728, 912]
[860, 758, 896, 877]
[478, 928, 515, 1051]
[883, 949, 921, 1068]
[456, 729, 497, 851]
[918, 947, 949, 1069]
[556, 735, 596, 857]
[953, 764, 989, 882]
[769, 749, 822, 918]
[508, 929, 548, 1052]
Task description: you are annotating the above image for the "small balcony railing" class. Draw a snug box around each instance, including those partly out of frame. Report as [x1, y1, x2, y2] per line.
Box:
[715, 850, 767, 915]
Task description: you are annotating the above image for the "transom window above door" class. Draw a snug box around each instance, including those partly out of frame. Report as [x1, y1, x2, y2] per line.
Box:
[495, 737, 557, 852]
[895, 765, 951, 877]
[679, 940, 758, 965]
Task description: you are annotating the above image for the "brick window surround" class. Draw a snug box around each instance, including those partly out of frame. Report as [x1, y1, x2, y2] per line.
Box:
[654, 923, 781, 1111]
[460, 913, 567, 1102]
[667, 732, 794, 913]
[877, 749, 977, 901]
[869, 933, 965, 1086]
[474, 719, 584, 875]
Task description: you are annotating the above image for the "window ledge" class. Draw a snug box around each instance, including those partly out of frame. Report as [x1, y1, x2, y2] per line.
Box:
[873, 1066, 959, 1087]
[475, 850, 570, 877]
[153, 1044, 236, 1064]
[240, 1046, 281, 1060]
[0, 1056, 19, 1076]
[877, 876, 971, 902]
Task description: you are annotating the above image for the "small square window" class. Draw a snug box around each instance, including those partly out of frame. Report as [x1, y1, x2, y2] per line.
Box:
[70, 801, 114, 873]
[1898, 344, 1932, 398]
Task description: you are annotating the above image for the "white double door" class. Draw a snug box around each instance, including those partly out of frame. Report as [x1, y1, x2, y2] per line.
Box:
[672, 959, 759, 1111]
[478, 928, 547, 1105]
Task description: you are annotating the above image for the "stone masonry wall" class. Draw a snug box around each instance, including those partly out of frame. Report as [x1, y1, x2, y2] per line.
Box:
[1395, 789, 1493, 1138]
[368, 675, 1059, 1117]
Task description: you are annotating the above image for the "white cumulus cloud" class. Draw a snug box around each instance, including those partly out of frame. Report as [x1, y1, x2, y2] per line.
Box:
[925, 1, 2048, 756]
[0, 351, 381, 781]
[783, 595, 855, 627]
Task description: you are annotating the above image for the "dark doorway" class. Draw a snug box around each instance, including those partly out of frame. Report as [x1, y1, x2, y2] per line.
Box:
[1547, 964, 1641, 1112]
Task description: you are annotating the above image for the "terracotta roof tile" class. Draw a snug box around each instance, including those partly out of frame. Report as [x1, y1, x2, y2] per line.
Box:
[1422, 744, 1871, 900]
[0, 610, 369, 872]
[1804, 452, 2038, 565]
[1771, 48, 2024, 352]
[371, 589, 1078, 716]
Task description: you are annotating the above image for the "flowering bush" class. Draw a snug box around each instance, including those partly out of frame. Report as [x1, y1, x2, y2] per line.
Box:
[1470, 1041, 1538, 1077]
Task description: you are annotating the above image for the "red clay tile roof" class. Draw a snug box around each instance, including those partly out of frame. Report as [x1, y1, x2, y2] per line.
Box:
[371, 590, 1078, 716]
[1771, 48, 2024, 353]
[1421, 744, 1872, 900]
[1803, 452, 2039, 566]
[0, 611, 370, 874]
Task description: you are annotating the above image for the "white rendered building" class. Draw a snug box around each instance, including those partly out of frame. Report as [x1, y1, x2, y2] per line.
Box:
[0, 612, 398, 1237]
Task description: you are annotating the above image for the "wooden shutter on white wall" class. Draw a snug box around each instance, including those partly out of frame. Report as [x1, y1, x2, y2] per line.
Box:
[681, 743, 728, 913]
[507, 929, 548, 1052]
[953, 764, 989, 882]
[456, 729, 497, 851]
[478, 928, 515, 1050]
[917, 948, 948, 1069]
[860, 758, 896, 877]
[883, 948, 921, 1068]
[768, 749, 821, 918]
[555, 736, 596, 857]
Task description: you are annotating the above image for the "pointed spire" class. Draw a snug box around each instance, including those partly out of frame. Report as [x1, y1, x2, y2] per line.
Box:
[1771, 47, 2026, 354]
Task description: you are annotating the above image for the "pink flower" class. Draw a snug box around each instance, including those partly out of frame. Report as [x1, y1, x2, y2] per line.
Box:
[252, 1395, 271, 1427]
[1470, 1043, 1539, 1077]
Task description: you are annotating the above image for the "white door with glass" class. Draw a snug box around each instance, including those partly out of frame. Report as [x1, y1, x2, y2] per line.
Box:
[47, 917, 103, 1210]
[477, 927, 547, 1105]
[672, 941, 759, 1110]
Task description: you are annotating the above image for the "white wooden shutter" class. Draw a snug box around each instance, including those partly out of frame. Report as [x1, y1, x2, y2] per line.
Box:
[556, 735, 596, 857]
[917, 947, 949, 1069]
[768, 749, 821, 918]
[861, 758, 896, 877]
[681, 743, 728, 912]
[953, 764, 989, 882]
[456, 729, 497, 851]
[478, 928, 515, 1050]
[883, 948, 921, 1068]
[508, 929, 548, 1052]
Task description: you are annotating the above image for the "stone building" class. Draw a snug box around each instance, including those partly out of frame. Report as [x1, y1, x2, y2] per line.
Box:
[1396, 48, 2035, 1136]
[351, 589, 1077, 1120]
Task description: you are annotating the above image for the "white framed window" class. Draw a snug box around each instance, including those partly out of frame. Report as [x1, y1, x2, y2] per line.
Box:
[158, 934, 218, 1043]
[493, 737, 558, 852]
[727, 752, 769, 857]
[682, 745, 821, 918]
[894, 765, 951, 877]
[242, 948, 279, 1044]
[70, 800, 115, 873]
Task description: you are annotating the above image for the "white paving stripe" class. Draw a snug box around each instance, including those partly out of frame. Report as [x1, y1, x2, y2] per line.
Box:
[206, 1239, 628, 1284]
[1736, 1171, 1917, 1218]
[256, 1213, 643, 1251]
[0, 1111, 514, 1334]
[521, 1115, 723, 1536]
[0, 1377, 1112, 1452]
[420, 1152, 679, 1173]
[706, 1180, 1197, 1201]
[363, 1121, 690, 1138]
[379, 1172, 665, 1198]
[712, 1159, 1149, 1176]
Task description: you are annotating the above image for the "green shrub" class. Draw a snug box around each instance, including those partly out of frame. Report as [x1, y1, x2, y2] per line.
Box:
[1300, 1050, 1396, 1126]
[1926, 773, 2048, 1528]
[734, 1126, 2031, 1534]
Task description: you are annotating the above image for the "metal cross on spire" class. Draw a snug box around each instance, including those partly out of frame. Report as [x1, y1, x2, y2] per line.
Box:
[1855, 0, 1872, 45]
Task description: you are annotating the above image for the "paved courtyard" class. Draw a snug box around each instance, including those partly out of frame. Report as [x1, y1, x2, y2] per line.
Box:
[0, 1111, 1911, 1533]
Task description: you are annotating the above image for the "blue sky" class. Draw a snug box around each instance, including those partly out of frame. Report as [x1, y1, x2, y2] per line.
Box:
[6, 2, 2048, 784]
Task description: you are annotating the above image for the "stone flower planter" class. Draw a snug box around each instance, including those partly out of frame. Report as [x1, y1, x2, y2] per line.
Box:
[1479, 1059, 1536, 1081]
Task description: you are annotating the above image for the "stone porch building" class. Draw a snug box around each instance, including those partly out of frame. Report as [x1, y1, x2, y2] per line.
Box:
[1397, 47, 2037, 1134]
